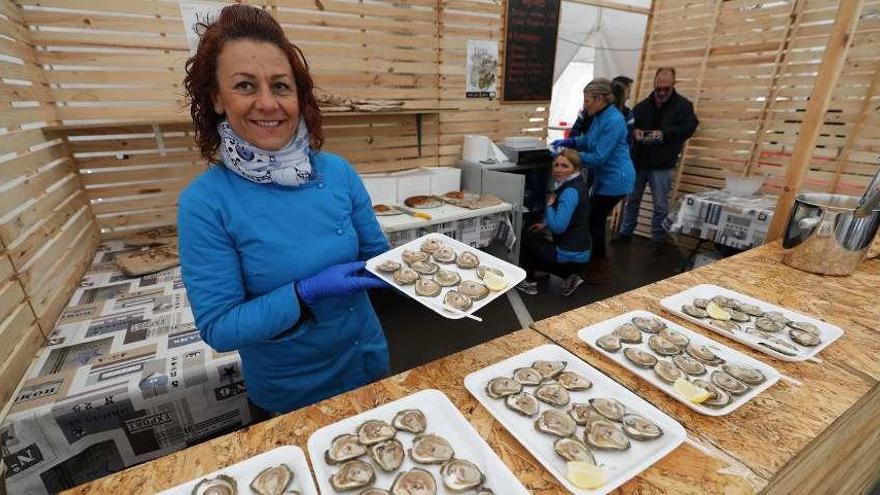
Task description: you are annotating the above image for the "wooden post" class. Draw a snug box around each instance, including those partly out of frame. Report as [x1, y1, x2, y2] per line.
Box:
[765, 0, 866, 241]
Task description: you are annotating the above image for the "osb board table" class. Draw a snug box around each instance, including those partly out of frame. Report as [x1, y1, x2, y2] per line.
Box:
[530, 242, 880, 495]
[63, 329, 759, 494]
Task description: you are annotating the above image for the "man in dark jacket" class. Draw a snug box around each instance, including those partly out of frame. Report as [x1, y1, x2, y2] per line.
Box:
[614, 67, 698, 244]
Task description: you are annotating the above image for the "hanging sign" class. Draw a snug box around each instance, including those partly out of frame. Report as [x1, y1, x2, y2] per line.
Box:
[501, 0, 562, 103]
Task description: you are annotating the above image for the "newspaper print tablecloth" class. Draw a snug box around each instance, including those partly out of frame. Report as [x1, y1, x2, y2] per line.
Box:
[665, 190, 778, 250]
[1, 241, 250, 495]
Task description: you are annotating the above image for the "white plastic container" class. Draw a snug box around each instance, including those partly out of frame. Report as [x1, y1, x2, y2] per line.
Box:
[393, 169, 432, 201]
[425, 166, 461, 195]
[361, 173, 398, 205]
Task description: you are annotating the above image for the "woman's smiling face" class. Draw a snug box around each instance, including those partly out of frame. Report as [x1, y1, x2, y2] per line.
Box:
[212, 39, 300, 150]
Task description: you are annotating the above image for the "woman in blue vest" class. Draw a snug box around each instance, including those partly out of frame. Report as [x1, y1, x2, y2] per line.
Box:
[177, 5, 390, 418]
[516, 149, 591, 297]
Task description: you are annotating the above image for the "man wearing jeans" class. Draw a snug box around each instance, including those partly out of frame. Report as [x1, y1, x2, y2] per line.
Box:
[615, 67, 698, 245]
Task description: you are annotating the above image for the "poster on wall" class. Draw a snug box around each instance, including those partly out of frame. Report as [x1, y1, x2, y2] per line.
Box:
[179, 1, 226, 55]
[466, 40, 498, 99]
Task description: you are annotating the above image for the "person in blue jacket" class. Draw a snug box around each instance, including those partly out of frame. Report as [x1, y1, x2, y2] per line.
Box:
[177, 5, 390, 418]
[552, 78, 635, 279]
[516, 149, 591, 297]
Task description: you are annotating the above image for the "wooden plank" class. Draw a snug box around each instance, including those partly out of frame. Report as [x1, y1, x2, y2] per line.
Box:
[0, 322, 43, 417]
[0, 303, 36, 365]
[0, 175, 82, 245]
[30, 224, 99, 327]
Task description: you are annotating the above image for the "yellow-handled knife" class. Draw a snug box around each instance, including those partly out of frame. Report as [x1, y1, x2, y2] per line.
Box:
[395, 205, 432, 220]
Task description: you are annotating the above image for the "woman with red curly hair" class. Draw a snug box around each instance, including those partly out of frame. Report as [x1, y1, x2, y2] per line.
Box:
[177, 4, 391, 417]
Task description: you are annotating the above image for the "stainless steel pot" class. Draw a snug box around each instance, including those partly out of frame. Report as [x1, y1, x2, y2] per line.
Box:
[781, 193, 880, 275]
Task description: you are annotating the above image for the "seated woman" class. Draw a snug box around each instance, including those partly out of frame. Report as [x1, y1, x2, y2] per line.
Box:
[516, 149, 591, 297]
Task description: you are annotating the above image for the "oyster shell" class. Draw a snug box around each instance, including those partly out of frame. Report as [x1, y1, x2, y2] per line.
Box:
[433, 269, 461, 287]
[613, 323, 642, 344]
[692, 379, 731, 408]
[738, 303, 765, 317]
[568, 403, 606, 427]
[682, 304, 708, 318]
[456, 251, 480, 269]
[393, 267, 420, 285]
[532, 360, 567, 380]
[722, 364, 765, 385]
[764, 311, 790, 324]
[512, 367, 543, 386]
[357, 419, 396, 445]
[402, 250, 430, 264]
[420, 237, 443, 254]
[250, 464, 293, 495]
[660, 327, 689, 348]
[192, 475, 236, 495]
[622, 414, 663, 441]
[326, 433, 367, 464]
[534, 382, 570, 407]
[589, 398, 626, 422]
[377, 260, 402, 273]
[330, 459, 375, 492]
[709, 320, 741, 333]
[390, 467, 437, 495]
[596, 333, 622, 353]
[755, 317, 785, 333]
[653, 359, 683, 384]
[711, 295, 733, 307]
[392, 409, 427, 434]
[728, 309, 751, 322]
[444, 290, 473, 311]
[585, 420, 630, 451]
[505, 391, 540, 417]
[410, 260, 439, 275]
[369, 438, 405, 472]
[623, 347, 658, 368]
[711, 370, 750, 395]
[410, 434, 454, 464]
[693, 298, 710, 309]
[648, 335, 681, 356]
[476, 266, 504, 280]
[360, 489, 391, 495]
[440, 459, 484, 492]
[632, 316, 666, 333]
[458, 280, 489, 301]
[672, 355, 707, 376]
[685, 344, 725, 366]
[534, 408, 578, 437]
[554, 437, 596, 464]
[485, 376, 522, 398]
[556, 371, 592, 391]
[414, 278, 441, 297]
[432, 246, 457, 263]
[790, 328, 821, 346]
[788, 320, 821, 336]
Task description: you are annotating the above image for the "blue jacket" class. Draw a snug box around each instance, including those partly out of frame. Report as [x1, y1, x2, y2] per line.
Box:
[545, 176, 591, 264]
[178, 152, 391, 413]
[572, 105, 636, 196]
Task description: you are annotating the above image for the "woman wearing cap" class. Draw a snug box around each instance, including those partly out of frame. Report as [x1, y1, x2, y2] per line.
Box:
[552, 78, 635, 276]
[177, 5, 390, 418]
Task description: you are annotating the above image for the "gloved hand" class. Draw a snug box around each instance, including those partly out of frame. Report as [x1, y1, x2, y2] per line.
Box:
[295, 261, 387, 306]
[551, 138, 576, 149]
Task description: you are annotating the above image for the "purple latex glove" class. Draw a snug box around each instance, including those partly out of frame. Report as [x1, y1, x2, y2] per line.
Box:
[551, 138, 576, 149]
[295, 261, 387, 306]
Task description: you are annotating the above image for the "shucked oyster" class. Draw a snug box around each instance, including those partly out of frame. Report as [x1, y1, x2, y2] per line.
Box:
[672, 355, 707, 376]
[722, 363, 766, 385]
[440, 459, 484, 492]
[392, 409, 427, 434]
[410, 260, 439, 275]
[420, 237, 443, 254]
[330, 459, 375, 492]
[632, 316, 666, 333]
[789, 327, 821, 346]
[623, 347, 658, 369]
[585, 420, 630, 451]
[369, 438, 405, 472]
[476, 266, 504, 280]
[391, 467, 437, 495]
[532, 360, 567, 380]
[444, 290, 473, 311]
[692, 378, 731, 408]
[485, 376, 522, 398]
[513, 367, 543, 386]
[433, 269, 461, 287]
[192, 474, 236, 495]
[458, 280, 489, 300]
[505, 391, 540, 417]
[685, 344, 725, 366]
[360, 489, 392, 495]
[250, 464, 293, 495]
[393, 267, 419, 285]
[596, 333, 622, 353]
[682, 304, 708, 318]
[357, 419, 396, 445]
[414, 278, 441, 297]
[556, 371, 592, 391]
[554, 437, 595, 464]
[568, 403, 607, 427]
[613, 323, 642, 344]
[711, 370, 750, 395]
[410, 433, 454, 464]
[433, 246, 457, 263]
[376, 260, 402, 273]
[653, 359, 683, 384]
[660, 327, 689, 348]
[648, 335, 681, 356]
[534, 382, 570, 407]
[325, 433, 367, 464]
[621, 414, 663, 441]
[534, 408, 577, 437]
[456, 251, 480, 269]
[402, 250, 430, 264]
[589, 398, 626, 422]
[755, 317, 785, 333]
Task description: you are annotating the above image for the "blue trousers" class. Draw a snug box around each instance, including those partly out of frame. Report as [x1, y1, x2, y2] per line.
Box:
[620, 168, 675, 241]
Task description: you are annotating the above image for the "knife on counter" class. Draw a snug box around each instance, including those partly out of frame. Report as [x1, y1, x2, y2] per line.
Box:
[394, 205, 432, 220]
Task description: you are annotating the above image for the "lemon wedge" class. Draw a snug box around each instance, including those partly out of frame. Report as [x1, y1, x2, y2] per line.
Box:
[706, 302, 731, 321]
[673, 377, 712, 404]
[567, 461, 605, 489]
[482, 270, 508, 291]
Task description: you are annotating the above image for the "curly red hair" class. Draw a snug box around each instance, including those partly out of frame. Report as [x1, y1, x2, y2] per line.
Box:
[184, 4, 323, 163]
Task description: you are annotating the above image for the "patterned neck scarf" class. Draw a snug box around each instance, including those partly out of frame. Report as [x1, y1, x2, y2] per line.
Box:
[218, 117, 313, 187]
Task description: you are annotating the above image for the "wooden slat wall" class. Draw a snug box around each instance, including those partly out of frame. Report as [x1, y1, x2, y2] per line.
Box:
[0, 0, 99, 416]
[633, 0, 880, 237]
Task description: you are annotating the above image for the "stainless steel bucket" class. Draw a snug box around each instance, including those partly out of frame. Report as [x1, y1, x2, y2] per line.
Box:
[781, 193, 880, 275]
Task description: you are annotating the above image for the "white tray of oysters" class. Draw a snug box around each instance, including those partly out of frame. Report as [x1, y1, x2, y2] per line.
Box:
[463, 344, 686, 494]
[579, 310, 781, 416]
[366, 233, 525, 319]
[307, 388, 528, 494]
[156, 446, 317, 495]
[659, 283, 843, 362]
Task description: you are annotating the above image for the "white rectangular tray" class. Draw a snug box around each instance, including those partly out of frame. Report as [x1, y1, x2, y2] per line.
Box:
[463, 344, 686, 495]
[307, 389, 528, 494]
[366, 233, 525, 319]
[156, 446, 317, 495]
[659, 283, 843, 362]
[578, 310, 781, 416]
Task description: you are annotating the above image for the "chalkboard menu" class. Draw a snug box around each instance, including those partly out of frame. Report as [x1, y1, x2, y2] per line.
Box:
[501, 0, 561, 103]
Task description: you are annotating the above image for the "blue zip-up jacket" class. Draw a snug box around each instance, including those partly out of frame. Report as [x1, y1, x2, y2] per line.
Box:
[572, 105, 636, 196]
[545, 177, 591, 264]
[178, 152, 390, 413]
